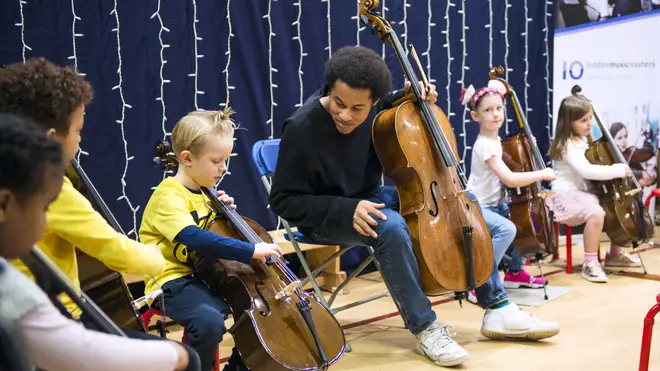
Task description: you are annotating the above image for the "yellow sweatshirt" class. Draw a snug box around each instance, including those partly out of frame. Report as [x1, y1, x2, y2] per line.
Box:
[13, 176, 166, 317]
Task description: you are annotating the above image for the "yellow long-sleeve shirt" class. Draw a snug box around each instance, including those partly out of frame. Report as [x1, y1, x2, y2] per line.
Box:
[13, 176, 166, 317]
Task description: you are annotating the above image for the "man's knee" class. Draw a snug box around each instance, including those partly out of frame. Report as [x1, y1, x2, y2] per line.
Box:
[376, 209, 409, 239]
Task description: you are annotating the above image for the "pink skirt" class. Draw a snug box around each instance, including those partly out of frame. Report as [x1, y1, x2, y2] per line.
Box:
[545, 190, 605, 227]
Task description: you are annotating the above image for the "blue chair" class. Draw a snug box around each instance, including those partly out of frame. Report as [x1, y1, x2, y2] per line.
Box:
[251, 139, 402, 349]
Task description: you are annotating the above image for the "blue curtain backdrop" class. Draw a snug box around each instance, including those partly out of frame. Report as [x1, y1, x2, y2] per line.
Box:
[0, 0, 555, 269]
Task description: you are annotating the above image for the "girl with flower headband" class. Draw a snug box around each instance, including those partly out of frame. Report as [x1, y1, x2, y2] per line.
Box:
[546, 95, 637, 283]
[463, 80, 556, 292]
[455, 81, 560, 341]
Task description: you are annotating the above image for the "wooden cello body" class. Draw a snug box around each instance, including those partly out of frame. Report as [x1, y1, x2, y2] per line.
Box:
[153, 142, 345, 371]
[575, 85, 654, 246]
[492, 67, 557, 257]
[361, 0, 493, 295]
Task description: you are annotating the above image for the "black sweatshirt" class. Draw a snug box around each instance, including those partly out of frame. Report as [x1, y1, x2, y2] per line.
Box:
[269, 84, 404, 235]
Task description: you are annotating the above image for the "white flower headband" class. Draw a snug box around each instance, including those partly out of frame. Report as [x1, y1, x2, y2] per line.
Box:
[460, 80, 507, 108]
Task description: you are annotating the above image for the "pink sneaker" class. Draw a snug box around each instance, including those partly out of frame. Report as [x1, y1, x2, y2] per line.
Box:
[503, 270, 547, 289]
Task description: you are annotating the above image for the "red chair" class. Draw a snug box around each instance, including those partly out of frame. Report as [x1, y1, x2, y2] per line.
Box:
[141, 307, 220, 371]
[644, 188, 660, 210]
[638, 190, 660, 370]
[639, 294, 660, 371]
[554, 222, 574, 274]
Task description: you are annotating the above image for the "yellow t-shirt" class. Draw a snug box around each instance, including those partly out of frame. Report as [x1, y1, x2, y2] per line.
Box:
[12, 176, 167, 317]
[139, 177, 215, 295]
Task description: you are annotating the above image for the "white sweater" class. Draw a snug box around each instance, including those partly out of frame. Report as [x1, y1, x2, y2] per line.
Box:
[551, 137, 628, 192]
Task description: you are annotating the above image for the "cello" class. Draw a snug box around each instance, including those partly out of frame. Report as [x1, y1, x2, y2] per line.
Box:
[575, 85, 654, 249]
[66, 158, 144, 331]
[492, 67, 557, 258]
[360, 0, 493, 295]
[153, 141, 345, 371]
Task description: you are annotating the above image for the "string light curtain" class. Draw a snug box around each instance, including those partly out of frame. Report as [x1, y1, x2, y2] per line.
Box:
[0, 0, 555, 234]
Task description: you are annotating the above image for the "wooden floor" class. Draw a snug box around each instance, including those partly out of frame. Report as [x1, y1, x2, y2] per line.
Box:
[163, 239, 660, 370]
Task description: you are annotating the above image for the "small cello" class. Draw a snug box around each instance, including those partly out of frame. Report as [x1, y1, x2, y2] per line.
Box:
[360, 0, 493, 296]
[153, 141, 345, 371]
[492, 66, 557, 258]
[574, 85, 654, 247]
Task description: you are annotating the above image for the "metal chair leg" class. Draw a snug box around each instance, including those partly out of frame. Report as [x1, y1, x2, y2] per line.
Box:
[281, 219, 329, 308]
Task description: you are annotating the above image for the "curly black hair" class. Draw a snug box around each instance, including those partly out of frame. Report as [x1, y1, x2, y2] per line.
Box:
[0, 58, 94, 134]
[0, 114, 63, 200]
[325, 46, 391, 101]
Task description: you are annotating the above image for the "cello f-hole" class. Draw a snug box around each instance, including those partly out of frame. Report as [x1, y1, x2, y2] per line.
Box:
[429, 181, 439, 217]
[254, 281, 271, 316]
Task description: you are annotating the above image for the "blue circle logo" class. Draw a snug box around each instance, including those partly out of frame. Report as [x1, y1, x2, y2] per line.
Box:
[563, 61, 584, 80]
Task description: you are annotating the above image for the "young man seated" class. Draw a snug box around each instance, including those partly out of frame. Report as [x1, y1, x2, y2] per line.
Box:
[269, 46, 560, 368]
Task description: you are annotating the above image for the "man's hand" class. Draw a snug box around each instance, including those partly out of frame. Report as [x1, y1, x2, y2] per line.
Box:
[404, 80, 438, 104]
[353, 200, 387, 238]
[216, 190, 236, 209]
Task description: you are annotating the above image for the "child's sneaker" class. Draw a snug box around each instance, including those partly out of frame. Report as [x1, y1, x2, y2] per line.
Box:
[415, 321, 470, 366]
[581, 260, 608, 283]
[503, 270, 548, 289]
[604, 251, 641, 268]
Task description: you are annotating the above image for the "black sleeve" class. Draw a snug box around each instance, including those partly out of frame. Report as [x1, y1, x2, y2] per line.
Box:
[379, 89, 406, 110]
[269, 122, 360, 230]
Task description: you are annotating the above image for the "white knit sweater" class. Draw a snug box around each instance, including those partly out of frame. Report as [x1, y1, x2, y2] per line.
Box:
[551, 137, 628, 192]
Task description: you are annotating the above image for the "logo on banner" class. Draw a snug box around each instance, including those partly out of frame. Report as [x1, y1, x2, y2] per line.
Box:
[562, 61, 584, 80]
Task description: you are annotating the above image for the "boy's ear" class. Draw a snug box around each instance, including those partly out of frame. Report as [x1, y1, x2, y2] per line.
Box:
[470, 110, 479, 122]
[0, 190, 10, 223]
[45, 128, 57, 138]
[179, 150, 193, 166]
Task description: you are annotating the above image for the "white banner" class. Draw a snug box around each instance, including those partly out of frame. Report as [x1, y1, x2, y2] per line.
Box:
[553, 9, 660, 219]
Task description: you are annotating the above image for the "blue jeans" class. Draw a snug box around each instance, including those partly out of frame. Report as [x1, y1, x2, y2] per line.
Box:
[496, 203, 526, 273]
[307, 186, 436, 335]
[162, 276, 245, 371]
[474, 203, 517, 309]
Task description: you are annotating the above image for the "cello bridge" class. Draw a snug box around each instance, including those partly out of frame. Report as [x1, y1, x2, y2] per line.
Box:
[275, 281, 300, 300]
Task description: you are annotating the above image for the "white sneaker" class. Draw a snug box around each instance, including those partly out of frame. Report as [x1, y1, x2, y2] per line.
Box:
[604, 251, 642, 268]
[480, 302, 560, 341]
[415, 321, 470, 367]
[582, 260, 608, 283]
